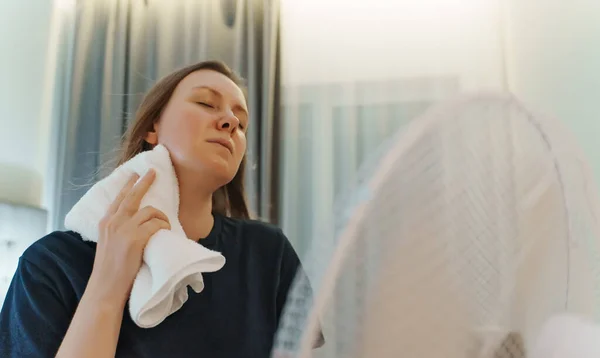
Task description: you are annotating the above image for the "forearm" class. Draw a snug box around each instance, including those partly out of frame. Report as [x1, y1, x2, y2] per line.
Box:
[56, 279, 127, 358]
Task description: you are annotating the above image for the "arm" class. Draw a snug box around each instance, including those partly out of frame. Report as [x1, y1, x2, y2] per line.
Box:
[58, 170, 168, 357]
[55, 275, 128, 358]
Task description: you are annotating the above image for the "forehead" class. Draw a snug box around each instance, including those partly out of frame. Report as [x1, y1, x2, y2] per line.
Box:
[175, 69, 246, 107]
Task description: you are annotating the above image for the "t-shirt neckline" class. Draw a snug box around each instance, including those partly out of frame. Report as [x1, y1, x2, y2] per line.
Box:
[199, 213, 222, 247]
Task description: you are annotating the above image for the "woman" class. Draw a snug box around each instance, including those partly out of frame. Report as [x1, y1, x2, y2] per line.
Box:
[0, 61, 306, 357]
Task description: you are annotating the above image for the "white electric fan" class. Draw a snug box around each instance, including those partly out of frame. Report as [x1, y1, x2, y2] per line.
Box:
[272, 92, 600, 358]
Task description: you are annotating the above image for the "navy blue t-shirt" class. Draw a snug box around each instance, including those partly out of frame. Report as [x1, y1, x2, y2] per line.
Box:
[0, 214, 305, 357]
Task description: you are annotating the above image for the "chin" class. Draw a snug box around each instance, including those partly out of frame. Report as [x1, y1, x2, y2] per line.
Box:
[175, 150, 240, 185]
[200, 158, 239, 184]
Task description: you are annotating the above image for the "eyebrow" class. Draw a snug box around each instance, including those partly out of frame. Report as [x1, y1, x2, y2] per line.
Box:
[192, 85, 248, 117]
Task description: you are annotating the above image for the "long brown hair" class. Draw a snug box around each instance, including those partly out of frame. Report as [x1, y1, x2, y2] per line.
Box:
[117, 60, 250, 219]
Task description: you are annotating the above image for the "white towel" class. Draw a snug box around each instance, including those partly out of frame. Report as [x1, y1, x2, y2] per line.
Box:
[64, 144, 226, 328]
[531, 314, 600, 358]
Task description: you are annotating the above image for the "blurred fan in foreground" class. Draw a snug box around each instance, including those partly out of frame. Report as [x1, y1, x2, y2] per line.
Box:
[273, 92, 600, 358]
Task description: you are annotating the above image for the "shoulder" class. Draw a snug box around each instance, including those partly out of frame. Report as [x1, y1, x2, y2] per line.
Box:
[19, 230, 96, 274]
[1, 233, 89, 357]
[1, 231, 95, 317]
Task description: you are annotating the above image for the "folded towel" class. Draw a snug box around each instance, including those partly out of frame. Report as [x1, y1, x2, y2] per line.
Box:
[64, 144, 226, 328]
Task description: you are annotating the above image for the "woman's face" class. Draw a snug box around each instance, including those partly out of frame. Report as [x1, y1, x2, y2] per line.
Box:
[146, 69, 248, 185]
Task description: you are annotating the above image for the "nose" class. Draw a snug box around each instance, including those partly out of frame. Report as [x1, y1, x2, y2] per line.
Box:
[217, 110, 239, 133]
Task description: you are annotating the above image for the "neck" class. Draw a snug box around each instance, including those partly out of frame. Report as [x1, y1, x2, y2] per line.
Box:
[176, 169, 218, 241]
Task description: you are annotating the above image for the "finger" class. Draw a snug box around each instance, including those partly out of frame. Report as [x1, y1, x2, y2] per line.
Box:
[138, 218, 171, 242]
[107, 173, 140, 216]
[132, 206, 170, 228]
[118, 169, 156, 215]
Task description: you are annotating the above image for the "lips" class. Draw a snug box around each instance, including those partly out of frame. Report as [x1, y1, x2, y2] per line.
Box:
[207, 138, 233, 153]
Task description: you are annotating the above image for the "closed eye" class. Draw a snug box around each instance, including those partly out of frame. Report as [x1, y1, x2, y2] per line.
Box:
[197, 102, 214, 108]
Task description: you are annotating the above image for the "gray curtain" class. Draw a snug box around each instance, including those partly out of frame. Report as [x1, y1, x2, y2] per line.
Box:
[48, 0, 281, 230]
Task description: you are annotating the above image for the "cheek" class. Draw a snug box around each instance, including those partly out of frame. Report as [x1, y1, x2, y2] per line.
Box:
[159, 106, 205, 145]
[236, 133, 247, 160]
[180, 106, 207, 133]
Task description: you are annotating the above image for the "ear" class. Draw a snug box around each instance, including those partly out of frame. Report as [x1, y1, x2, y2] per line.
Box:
[144, 123, 158, 145]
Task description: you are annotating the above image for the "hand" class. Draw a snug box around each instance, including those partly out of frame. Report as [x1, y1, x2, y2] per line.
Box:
[87, 169, 170, 306]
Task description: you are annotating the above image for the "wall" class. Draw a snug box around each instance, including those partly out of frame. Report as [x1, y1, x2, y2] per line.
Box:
[0, 0, 55, 208]
[280, 0, 507, 89]
[505, 0, 600, 180]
